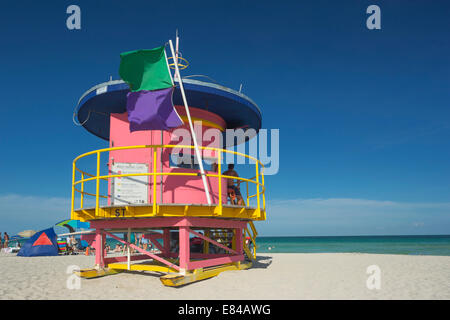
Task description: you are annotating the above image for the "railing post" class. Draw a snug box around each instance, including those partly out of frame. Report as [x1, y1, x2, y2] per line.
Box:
[96, 152, 100, 217]
[246, 181, 249, 207]
[71, 162, 76, 220]
[80, 173, 84, 209]
[217, 150, 222, 215]
[255, 161, 261, 214]
[261, 168, 266, 212]
[153, 147, 157, 215]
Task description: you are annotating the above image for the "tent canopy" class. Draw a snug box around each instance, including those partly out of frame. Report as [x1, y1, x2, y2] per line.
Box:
[17, 228, 59, 257]
[17, 230, 36, 238]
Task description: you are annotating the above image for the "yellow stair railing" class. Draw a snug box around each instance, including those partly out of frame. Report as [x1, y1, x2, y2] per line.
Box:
[243, 221, 258, 261]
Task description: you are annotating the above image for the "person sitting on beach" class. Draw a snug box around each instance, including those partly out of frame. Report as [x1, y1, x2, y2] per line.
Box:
[141, 235, 149, 251]
[135, 232, 142, 249]
[3, 232, 9, 249]
[0, 233, 3, 249]
[70, 236, 78, 252]
[222, 164, 245, 205]
[122, 233, 128, 254]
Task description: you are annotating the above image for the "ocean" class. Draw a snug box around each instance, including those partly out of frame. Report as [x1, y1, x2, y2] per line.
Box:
[8, 235, 450, 256]
[255, 235, 450, 256]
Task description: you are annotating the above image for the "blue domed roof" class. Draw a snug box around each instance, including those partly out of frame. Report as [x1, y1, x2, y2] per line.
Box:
[75, 78, 262, 144]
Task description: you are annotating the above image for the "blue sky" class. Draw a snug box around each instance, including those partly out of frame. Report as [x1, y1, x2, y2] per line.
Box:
[0, 0, 449, 236]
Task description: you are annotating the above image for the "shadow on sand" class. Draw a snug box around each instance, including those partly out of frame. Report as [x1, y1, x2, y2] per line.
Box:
[248, 255, 273, 269]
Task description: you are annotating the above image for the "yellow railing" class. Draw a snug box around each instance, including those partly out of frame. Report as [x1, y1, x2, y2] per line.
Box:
[243, 221, 258, 260]
[71, 144, 266, 219]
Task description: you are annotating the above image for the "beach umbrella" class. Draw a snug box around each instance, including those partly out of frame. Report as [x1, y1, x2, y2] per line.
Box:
[17, 230, 36, 238]
[55, 219, 90, 233]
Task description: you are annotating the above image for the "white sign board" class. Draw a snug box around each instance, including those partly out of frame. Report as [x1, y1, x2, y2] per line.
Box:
[111, 162, 149, 205]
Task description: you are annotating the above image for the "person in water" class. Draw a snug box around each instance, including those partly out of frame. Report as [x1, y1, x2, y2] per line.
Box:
[222, 164, 245, 205]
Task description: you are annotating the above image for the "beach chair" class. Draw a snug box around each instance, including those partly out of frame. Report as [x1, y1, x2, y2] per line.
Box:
[57, 239, 68, 255]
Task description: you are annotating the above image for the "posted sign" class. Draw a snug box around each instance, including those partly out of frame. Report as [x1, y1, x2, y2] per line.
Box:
[111, 162, 149, 205]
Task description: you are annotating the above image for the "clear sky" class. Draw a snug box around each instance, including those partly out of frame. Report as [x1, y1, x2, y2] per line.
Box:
[0, 0, 449, 236]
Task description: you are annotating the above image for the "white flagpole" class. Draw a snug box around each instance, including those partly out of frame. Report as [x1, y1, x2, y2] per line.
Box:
[168, 39, 212, 205]
[174, 30, 179, 81]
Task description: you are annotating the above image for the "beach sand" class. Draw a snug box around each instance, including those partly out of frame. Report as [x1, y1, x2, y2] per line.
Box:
[0, 252, 449, 300]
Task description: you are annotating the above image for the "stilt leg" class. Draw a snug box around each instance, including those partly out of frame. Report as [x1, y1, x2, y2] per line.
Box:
[235, 227, 243, 255]
[95, 229, 104, 268]
[179, 226, 190, 274]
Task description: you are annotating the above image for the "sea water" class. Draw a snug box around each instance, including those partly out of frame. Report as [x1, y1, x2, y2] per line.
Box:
[256, 235, 450, 256]
[9, 235, 450, 256]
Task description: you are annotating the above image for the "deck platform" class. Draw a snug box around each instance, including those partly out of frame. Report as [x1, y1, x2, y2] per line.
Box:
[72, 203, 264, 222]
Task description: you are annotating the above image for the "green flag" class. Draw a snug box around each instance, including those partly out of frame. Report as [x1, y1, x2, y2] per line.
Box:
[119, 46, 173, 92]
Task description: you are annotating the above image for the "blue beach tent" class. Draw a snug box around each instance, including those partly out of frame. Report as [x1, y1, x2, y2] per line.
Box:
[17, 228, 59, 257]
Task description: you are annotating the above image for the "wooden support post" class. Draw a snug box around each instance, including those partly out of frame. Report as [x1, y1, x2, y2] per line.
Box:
[235, 227, 243, 255]
[95, 229, 104, 268]
[179, 226, 190, 274]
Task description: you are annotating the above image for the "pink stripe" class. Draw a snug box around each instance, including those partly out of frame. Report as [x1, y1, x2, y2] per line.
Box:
[90, 217, 186, 229]
[90, 217, 248, 230]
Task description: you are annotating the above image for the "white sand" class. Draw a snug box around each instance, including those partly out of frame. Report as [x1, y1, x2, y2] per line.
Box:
[0, 252, 449, 300]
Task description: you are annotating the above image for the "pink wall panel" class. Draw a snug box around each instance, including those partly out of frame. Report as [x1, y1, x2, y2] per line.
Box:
[108, 107, 228, 206]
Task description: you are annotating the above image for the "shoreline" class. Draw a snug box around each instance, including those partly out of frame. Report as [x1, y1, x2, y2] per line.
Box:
[258, 251, 450, 257]
[1, 252, 449, 300]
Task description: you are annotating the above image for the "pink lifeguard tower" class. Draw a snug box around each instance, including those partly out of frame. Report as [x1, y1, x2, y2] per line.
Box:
[71, 45, 266, 286]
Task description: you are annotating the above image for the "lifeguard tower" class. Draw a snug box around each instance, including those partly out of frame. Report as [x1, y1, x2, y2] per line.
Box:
[71, 39, 266, 286]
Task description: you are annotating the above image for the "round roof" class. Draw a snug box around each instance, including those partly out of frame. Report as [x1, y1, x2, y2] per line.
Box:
[75, 78, 262, 144]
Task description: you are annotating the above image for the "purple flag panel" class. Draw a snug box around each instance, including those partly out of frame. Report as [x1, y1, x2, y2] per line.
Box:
[126, 87, 183, 132]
